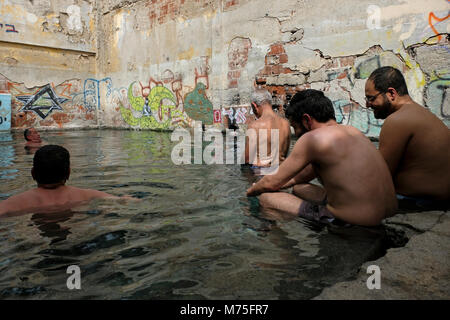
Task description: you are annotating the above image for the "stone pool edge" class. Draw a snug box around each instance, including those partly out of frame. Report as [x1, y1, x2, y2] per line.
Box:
[313, 210, 450, 299]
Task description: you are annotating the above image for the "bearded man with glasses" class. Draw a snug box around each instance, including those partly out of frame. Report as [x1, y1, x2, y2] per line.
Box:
[365, 66, 449, 210]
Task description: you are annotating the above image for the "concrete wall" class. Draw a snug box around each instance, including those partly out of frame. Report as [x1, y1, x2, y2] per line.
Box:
[1, 0, 449, 136]
[0, 0, 98, 129]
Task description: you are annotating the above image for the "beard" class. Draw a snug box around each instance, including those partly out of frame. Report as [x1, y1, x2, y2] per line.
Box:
[372, 97, 392, 119]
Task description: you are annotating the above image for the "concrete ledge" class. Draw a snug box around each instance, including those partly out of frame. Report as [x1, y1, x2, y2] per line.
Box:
[314, 211, 450, 299]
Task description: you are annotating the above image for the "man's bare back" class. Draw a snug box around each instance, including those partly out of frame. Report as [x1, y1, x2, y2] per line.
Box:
[365, 67, 450, 202]
[247, 124, 397, 226]
[0, 145, 117, 217]
[308, 125, 397, 224]
[380, 102, 449, 200]
[247, 112, 291, 166]
[245, 88, 291, 168]
[246, 89, 397, 226]
[0, 186, 113, 216]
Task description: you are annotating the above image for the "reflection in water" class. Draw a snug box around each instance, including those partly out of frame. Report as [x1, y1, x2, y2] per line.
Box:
[31, 211, 75, 245]
[0, 140, 17, 180]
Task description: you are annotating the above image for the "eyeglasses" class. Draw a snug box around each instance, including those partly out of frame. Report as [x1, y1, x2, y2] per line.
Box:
[365, 92, 384, 103]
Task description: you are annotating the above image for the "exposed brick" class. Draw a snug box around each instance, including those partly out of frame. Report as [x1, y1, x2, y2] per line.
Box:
[161, 4, 168, 15]
[255, 77, 267, 85]
[268, 43, 285, 55]
[228, 79, 238, 88]
[279, 54, 288, 64]
[261, 65, 272, 76]
[271, 65, 283, 75]
[266, 55, 279, 65]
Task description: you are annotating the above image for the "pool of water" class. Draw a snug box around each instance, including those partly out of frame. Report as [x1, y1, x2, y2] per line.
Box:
[0, 129, 392, 300]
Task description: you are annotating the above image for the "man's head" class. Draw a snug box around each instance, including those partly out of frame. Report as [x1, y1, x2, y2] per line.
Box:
[250, 88, 273, 118]
[286, 89, 336, 137]
[32, 145, 70, 186]
[24, 128, 41, 143]
[365, 66, 409, 119]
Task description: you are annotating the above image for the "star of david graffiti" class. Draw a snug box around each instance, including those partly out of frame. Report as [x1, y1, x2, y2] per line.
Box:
[16, 84, 68, 119]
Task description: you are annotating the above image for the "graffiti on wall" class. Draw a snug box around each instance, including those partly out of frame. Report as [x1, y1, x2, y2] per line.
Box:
[3, 78, 98, 128]
[120, 81, 178, 130]
[228, 37, 252, 88]
[0, 23, 19, 33]
[83, 78, 112, 111]
[16, 84, 68, 119]
[0, 94, 11, 130]
[428, 11, 450, 41]
[425, 74, 450, 126]
[118, 56, 214, 129]
[184, 83, 213, 125]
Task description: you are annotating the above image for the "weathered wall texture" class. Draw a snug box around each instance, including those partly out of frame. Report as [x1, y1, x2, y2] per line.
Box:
[1, 0, 449, 135]
[0, 0, 98, 129]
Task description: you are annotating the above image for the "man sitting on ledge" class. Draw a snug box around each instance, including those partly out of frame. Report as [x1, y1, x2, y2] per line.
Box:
[0, 145, 117, 216]
[365, 66, 449, 210]
[246, 89, 397, 226]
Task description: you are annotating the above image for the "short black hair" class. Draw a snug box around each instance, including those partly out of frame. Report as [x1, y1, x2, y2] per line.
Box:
[24, 128, 31, 141]
[33, 145, 70, 184]
[286, 89, 336, 124]
[368, 66, 409, 95]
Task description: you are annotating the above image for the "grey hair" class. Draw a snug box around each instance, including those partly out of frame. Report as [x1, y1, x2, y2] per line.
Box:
[251, 88, 272, 106]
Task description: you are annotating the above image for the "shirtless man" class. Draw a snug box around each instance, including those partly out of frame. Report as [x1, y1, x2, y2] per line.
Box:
[366, 67, 450, 208]
[246, 89, 397, 226]
[0, 145, 116, 216]
[24, 128, 42, 147]
[244, 88, 291, 173]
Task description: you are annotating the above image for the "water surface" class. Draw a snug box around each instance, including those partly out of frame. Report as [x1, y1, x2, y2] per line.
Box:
[0, 129, 389, 299]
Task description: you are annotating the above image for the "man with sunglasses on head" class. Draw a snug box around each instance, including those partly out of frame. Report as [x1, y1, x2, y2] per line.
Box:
[365, 66, 449, 210]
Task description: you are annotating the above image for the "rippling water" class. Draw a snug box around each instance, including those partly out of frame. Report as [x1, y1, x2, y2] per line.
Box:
[0, 129, 390, 300]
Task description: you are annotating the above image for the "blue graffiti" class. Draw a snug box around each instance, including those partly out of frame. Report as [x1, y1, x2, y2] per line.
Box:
[83, 78, 112, 111]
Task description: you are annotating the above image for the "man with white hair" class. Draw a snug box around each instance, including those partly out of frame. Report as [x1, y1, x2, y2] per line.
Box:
[244, 88, 291, 174]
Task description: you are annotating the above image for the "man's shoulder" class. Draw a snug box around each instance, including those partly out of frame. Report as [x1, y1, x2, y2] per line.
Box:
[0, 189, 40, 215]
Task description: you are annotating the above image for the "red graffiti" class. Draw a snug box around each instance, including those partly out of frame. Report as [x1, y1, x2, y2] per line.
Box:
[213, 109, 222, 123]
[428, 11, 450, 41]
[195, 56, 210, 89]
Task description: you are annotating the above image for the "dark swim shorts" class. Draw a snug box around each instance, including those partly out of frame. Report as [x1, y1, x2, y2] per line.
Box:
[396, 194, 449, 211]
[298, 201, 335, 223]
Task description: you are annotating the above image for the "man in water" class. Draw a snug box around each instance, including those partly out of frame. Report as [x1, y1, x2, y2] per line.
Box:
[246, 89, 397, 226]
[0, 145, 117, 216]
[24, 127, 43, 147]
[244, 88, 291, 174]
[365, 66, 449, 209]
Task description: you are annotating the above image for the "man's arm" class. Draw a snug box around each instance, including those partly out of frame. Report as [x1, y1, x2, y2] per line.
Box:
[246, 133, 314, 196]
[0, 193, 32, 216]
[281, 164, 316, 189]
[379, 116, 411, 175]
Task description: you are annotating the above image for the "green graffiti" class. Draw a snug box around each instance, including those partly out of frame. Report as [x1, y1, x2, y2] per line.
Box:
[128, 82, 145, 112]
[184, 83, 214, 125]
[121, 83, 177, 130]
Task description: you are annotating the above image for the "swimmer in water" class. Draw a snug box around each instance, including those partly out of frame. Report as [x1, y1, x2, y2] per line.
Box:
[0, 145, 119, 216]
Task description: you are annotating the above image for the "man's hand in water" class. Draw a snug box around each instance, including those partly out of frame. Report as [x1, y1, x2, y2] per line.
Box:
[246, 183, 261, 197]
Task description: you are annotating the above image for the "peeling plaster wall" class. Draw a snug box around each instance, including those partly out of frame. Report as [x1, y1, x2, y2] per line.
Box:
[97, 0, 450, 136]
[0, 0, 98, 129]
[2, 0, 449, 135]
